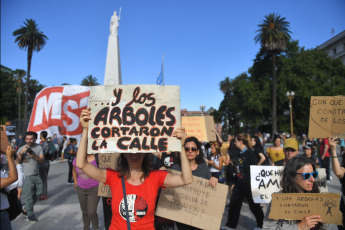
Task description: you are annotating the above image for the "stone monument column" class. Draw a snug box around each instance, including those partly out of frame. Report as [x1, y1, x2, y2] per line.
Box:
[104, 10, 122, 85]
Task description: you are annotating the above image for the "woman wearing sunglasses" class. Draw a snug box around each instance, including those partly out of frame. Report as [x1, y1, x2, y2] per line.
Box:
[263, 156, 329, 230]
[76, 109, 193, 230]
[172, 136, 218, 230]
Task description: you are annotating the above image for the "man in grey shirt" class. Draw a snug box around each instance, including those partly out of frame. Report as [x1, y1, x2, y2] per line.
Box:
[17, 131, 44, 222]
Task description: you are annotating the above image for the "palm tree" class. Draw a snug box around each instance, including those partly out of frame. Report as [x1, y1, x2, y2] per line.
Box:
[254, 13, 291, 136]
[219, 76, 232, 133]
[13, 69, 26, 120]
[13, 19, 48, 123]
[81, 75, 100, 86]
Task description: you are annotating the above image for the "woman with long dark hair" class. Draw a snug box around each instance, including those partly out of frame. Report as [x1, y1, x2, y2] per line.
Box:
[76, 109, 192, 230]
[263, 156, 328, 229]
[252, 136, 267, 165]
[221, 133, 263, 230]
[207, 142, 223, 180]
[173, 136, 218, 230]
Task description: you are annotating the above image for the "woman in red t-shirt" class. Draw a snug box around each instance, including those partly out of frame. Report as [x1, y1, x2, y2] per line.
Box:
[76, 108, 193, 230]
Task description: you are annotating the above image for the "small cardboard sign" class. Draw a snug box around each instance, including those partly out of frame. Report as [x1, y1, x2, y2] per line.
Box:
[0, 125, 10, 153]
[88, 85, 181, 153]
[181, 116, 216, 142]
[269, 193, 342, 225]
[156, 170, 228, 230]
[97, 153, 119, 198]
[308, 96, 345, 138]
[251, 166, 327, 203]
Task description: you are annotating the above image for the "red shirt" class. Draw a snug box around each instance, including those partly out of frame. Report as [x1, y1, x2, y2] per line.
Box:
[320, 138, 330, 157]
[105, 169, 168, 230]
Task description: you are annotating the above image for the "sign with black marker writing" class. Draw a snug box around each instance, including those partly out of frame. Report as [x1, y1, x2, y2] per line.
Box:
[269, 193, 342, 225]
[251, 166, 327, 203]
[97, 153, 119, 198]
[88, 85, 181, 153]
[156, 170, 228, 230]
[308, 96, 345, 138]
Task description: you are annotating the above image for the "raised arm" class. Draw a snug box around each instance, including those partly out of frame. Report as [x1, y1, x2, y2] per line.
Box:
[76, 108, 106, 183]
[329, 137, 345, 179]
[0, 146, 18, 189]
[164, 127, 193, 188]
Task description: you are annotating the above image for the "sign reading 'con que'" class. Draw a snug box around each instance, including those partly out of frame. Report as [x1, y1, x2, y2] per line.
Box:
[87, 85, 181, 154]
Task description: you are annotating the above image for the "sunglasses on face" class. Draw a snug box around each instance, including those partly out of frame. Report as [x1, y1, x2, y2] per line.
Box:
[184, 147, 197, 152]
[296, 171, 318, 180]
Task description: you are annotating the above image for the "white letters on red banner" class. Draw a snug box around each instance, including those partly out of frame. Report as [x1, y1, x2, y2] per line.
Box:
[28, 86, 90, 139]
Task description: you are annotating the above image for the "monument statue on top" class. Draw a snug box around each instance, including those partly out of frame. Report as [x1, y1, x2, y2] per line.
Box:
[104, 9, 122, 85]
[110, 10, 120, 36]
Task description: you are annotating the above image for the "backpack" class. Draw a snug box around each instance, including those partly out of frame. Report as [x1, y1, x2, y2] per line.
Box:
[46, 142, 58, 161]
[1, 188, 22, 221]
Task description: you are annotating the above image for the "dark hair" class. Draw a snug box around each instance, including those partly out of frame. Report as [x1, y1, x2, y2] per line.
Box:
[253, 136, 264, 153]
[273, 135, 281, 144]
[69, 138, 77, 144]
[281, 156, 319, 193]
[184, 136, 205, 164]
[25, 131, 37, 140]
[116, 153, 153, 182]
[41, 131, 48, 139]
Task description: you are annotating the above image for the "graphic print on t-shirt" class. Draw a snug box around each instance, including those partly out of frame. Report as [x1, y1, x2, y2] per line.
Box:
[163, 156, 174, 167]
[119, 194, 148, 222]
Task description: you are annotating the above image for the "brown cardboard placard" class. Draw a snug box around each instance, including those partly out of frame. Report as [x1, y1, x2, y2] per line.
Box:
[181, 116, 216, 142]
[308, 96, 345, 138]
[0, 125, 10, 153]
[96, 153, 119, 197]
[156, 170, 228, 230]
[269, 193, 342, 225]
[88, 85, 181, 153]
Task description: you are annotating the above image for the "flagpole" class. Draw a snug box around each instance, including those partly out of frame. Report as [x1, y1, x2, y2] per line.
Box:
[162, 53, 165, 85]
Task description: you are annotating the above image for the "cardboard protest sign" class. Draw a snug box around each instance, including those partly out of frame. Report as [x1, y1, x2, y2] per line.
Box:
[269, 193, 342, 225]
[0, 125, 10, 153]
[88, 85, 181, 154]
[181, 116, 216, 142]
[156, 170, 228, 230]
[97, 153, 119, 197]
[308, 96, 345, 138]
[251, 166, 327, 203]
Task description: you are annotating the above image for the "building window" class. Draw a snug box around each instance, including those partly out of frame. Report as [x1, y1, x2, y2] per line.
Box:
[333, 48, 337, 55]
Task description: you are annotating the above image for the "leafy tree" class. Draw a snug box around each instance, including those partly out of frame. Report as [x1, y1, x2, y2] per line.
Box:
[0, 69, 17, 120]
[13, 69, 26, 120]
[81, 75, 100, 86]
[254, 13, 291, 135]
[219, 77, 232, 132]
[13, 19, 48, 123]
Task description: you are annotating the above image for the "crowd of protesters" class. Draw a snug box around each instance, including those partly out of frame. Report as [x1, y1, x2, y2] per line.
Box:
[2, 120, 345, 230]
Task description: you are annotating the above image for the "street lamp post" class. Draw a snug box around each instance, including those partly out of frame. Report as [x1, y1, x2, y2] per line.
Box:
[286, 91, 295, 136]
[200, 105, 205, 116]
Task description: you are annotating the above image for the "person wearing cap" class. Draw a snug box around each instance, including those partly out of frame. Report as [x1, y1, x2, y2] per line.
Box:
[283, 138, 299, 165]
[303, 145, 319, 167]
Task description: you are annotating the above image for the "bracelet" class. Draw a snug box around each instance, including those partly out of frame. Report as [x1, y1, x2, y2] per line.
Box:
[332, 156, 338, 158]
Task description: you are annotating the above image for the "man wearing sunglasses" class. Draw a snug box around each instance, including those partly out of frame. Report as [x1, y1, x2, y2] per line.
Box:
[283, 138, 299, 165]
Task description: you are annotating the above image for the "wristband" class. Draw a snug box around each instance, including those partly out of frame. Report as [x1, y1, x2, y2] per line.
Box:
[332, 156, 338, 158]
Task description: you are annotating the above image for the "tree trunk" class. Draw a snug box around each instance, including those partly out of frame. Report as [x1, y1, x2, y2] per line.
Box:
[24, 47, 33, 128]
[18, 91, 21, 120]
[272, 52, 277, 137]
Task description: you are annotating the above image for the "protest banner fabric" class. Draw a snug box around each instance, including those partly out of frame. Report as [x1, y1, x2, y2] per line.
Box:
[156, 170, 228, 230]
[308, 96, 345, 138]
[251, 166, 327, 203]
[181, 116, 216, 142]
[88, 85, 181, 154]
[0, 125, 10, 153]
[269, 193, 342, 225]
[27, 86, 90, 140]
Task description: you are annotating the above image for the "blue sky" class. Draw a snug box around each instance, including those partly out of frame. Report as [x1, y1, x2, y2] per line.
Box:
[1, 0, 345, 112]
